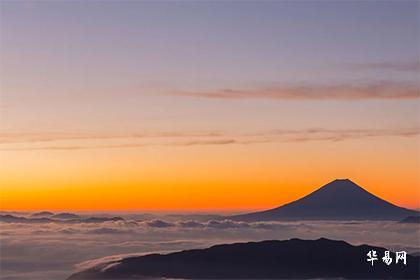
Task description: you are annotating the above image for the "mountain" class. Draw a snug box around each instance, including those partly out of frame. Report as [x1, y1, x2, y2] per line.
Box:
[231, 179, 418, 221]
[399, 216, 420, 224]
[68, 238, 420, 279]
[51, 213, 81, 220]
[164, 213, 225, 222]
[30, 211, 54, 218]
[0, 214, 124, 224]
[0, 214, 52, 223]
[78, 217, 124, 223]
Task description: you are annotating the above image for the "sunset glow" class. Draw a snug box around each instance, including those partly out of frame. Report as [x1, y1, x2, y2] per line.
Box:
[1, 1, 419, 212]
[1, 135, 419, 210]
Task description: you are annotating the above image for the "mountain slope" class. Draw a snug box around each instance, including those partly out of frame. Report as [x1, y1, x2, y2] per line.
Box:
[68, 238, 420, 279]
[399, 216, 420, 224]
[231, 179, 418, 221]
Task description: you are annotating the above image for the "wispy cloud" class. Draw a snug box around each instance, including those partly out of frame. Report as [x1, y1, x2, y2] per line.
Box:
[0, 128, 418, 151]
[260, 128, 420, 143]
[344, 61, 420, 72]
[0, 131, 223, 145]
[171, 81, 419, 100]
[0, 140, 239, 151]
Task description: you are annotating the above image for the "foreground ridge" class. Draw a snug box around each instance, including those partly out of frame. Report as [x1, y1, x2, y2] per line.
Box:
[68, 238, 420, 279]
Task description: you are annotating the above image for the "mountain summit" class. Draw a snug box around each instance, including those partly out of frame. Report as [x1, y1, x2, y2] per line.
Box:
[231, 179, 418, 221]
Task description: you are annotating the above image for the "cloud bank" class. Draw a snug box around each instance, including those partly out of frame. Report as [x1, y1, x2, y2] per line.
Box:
[1, 216, 419, 280]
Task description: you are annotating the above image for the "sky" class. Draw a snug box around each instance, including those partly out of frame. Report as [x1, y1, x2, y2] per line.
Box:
[0, 1, 419, 211]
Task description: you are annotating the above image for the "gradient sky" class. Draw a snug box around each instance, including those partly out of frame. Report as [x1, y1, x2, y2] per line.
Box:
[0, 1, 419, 211]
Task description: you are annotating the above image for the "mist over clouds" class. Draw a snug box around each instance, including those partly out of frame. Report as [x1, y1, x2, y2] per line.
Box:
[1, 214, 419, 280]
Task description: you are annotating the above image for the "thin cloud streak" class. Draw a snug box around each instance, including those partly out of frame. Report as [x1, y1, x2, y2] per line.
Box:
[0, 128, 418, 151]
[0, 131, 223, 145]
[344, 61, 420, 72]
[262, 128, 420, 142]
[0, 140, 237, 151]
[172, 81, 419, 100]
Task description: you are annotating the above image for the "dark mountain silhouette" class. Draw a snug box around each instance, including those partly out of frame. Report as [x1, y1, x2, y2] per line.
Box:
[0, 214, 51, 223]
[165, 213, 224, 222]
[79, 217, 124, 223]
[231, 179, 418, 221]
[51, 212, 81, 220]
[0, 214, 124, 224]
[68, 238, 420, 279]
[399, 216, 420, 224]
[30, 211, 54, 218]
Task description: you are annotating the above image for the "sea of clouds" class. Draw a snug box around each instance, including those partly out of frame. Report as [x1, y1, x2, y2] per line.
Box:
[0, 212, 419, 280]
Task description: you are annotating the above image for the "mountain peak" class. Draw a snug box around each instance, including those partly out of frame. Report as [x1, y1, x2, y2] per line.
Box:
[329, 178, 359, 186]
[319, 178, 366, 193]
[333, 178, 352, 183]
[310, 178, 366, 196]
[231, 178, 418, 221]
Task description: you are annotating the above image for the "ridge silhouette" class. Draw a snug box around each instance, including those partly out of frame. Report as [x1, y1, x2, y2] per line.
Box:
[231, 179, 418, 221]
[68, 238, 420, 279]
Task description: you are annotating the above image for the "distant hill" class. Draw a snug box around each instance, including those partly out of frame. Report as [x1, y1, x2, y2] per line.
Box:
[68, 238, 420, 279]
[0, 214, 124, 224]
[164, 214, 224, 222]
[399, 216, 420, 224]
[79, 217, 124, 223]
[51, 213, 81, 220]
[231, 179, 418, 221]
[30, 211, 54, 218]
[0, 214, 51, 223]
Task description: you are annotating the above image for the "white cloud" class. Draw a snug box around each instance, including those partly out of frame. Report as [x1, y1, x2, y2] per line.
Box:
[0, 217, 419, 280]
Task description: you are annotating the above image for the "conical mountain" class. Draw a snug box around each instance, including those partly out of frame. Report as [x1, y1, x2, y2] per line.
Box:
[231, 179, 418, 221]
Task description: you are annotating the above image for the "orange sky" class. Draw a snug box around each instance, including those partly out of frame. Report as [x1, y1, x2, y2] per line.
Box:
[1, 135, 419, 211]
[1, 2, 419, 212]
